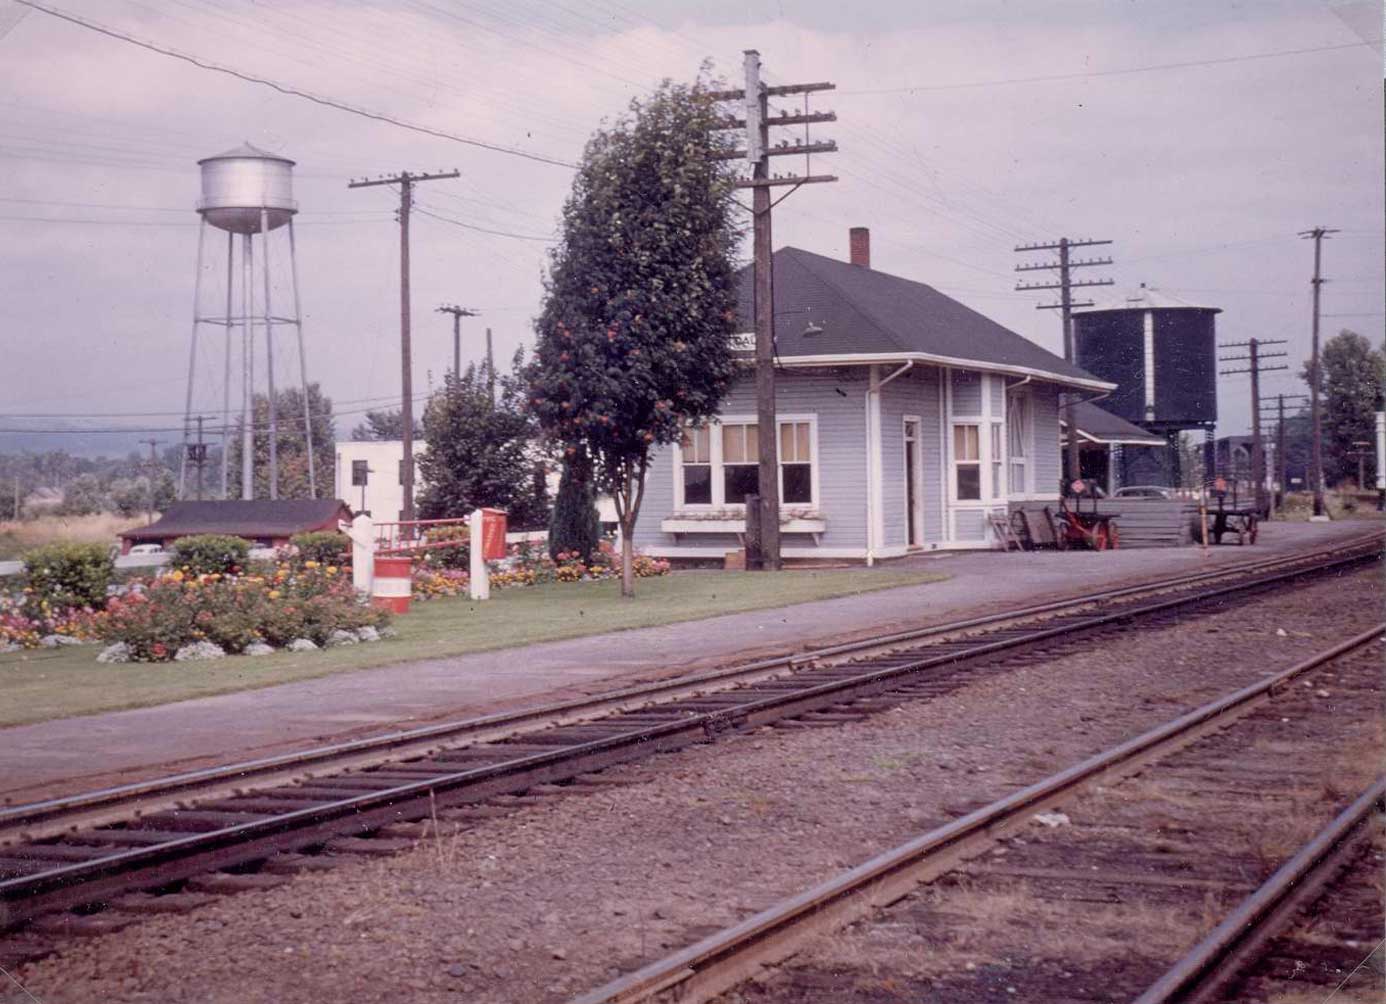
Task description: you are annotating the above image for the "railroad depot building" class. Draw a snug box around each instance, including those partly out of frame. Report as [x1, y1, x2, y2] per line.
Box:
[632, 232, 1116, 562]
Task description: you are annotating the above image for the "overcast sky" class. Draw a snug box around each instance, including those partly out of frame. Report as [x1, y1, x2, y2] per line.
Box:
[0, 0, 1380, 453]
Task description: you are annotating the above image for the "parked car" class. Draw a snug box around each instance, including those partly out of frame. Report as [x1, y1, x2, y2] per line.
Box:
[1113, 485, 1174, 499]
[127, 544, 164, 555]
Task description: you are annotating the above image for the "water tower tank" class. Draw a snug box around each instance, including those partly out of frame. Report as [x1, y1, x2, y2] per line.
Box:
[197, 142, 297, 234]
[1073, 286, 1220, 430]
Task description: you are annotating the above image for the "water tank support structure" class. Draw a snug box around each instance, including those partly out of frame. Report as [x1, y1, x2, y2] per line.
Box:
[180, 143, 316, 501]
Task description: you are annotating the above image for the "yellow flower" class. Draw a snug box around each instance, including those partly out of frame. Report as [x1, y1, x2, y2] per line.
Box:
[304, 560, 319, 569]
[326, 566, 338, 575]
[169, 570, 184, 582]
[268, 589, 281, 599]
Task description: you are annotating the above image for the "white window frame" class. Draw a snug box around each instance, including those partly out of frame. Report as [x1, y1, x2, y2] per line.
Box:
[950, 422, 983, 502]
[673, 413, 820, 509]
[1005, 387, 1033, 499]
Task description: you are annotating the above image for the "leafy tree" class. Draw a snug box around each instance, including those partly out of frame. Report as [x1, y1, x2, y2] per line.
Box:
[226, 383, 335, 499]
[1301, 330, 1385, 486]
[109, 472, 177, 518]
[548, 449, 601, 562]
[417, 356, 549, 529]
[349, 409, 419, 442]
[56, 473, 109, 516]
[526, 78, 740, 596]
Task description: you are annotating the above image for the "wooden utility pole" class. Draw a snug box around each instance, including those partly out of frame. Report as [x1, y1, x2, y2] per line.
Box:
[1299, 226, 1338, 516]
[1219, 337, 1287, 512]
[185, 416, 209, 501]
[140, 438, 164, 526]
[349, 170, 460, 524]
[436, 304, 479, 379]
[485, 327, 495, 406]
[711, 50, 838, 570]
[1015, 238, 1114, 484]
[1258, 393, 1306, 514]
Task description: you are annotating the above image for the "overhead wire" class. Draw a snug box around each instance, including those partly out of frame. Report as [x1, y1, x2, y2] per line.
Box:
[14, 0, 579, 169]
[837, 39, 1381, 95]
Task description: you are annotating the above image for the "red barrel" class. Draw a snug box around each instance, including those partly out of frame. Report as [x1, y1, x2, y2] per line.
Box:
[371, 555, 412, 614]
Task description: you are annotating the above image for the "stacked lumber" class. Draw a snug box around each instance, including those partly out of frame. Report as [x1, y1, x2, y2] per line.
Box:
[1092, 499, 1199, 547]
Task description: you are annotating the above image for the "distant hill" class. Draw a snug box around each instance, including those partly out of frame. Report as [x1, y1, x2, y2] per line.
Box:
[0, 422, 153, 459]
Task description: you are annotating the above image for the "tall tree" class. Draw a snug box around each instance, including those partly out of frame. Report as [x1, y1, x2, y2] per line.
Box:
[1301, 330, 1385, 486]
[350, 409, 420, 442]
[526, 78, 740, 596]
[548, 449, 601, 562]
[417, 355, 549, 529]
[226, 383, 335, 499]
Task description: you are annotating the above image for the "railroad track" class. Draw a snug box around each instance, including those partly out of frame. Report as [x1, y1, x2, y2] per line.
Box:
[1135, 777, 1384, 1004]
[568, 624, 1383, 1004]
[0, 534, 1379, 945]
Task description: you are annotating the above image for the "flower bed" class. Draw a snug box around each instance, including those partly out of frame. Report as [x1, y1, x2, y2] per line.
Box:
[93, 561, 388, 662]
[2, 556, 389, 662]
[406, 539, 669, 601]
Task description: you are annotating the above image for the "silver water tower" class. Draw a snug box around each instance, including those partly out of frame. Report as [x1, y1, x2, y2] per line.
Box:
[180, 142, 316, 500]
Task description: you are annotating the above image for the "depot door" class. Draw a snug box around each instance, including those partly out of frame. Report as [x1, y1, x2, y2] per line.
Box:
[904, 417, 923, 547]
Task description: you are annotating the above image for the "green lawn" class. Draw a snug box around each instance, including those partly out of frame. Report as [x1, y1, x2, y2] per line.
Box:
[0, 566, 948, 727]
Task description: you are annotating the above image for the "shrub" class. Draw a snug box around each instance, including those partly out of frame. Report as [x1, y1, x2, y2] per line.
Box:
[289, 530, 349, 566]
[169, 534, 250, 576]
[22, 541, 114, 613]
[96, 564, 388, 661]
[420, 524, 470, 570]
[548, 452, 601, 562]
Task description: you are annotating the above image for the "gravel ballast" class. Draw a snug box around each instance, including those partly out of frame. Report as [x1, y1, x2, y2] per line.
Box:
[9, 567, 1382, 1004]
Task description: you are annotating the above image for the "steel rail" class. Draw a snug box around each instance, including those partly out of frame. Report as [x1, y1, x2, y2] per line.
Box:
[1133, 775, 1386, 1004]
[0, 545, 1377, 928]
[568, 624, 1386, 1004]
[4, 532, 1377, 835]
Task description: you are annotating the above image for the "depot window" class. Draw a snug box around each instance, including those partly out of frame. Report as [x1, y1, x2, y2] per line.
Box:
[677, 417, 817, 508]
[953, 424, 981, 500]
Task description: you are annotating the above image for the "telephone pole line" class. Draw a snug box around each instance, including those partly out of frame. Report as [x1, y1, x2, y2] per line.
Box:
[349, 169, 460, 524]
[1220, 337, 1287, 512]
[1015, 238, 1114, 483]
[1299, 226, 1338, 516]
[185, 415, 210, 501]
[485, 327, 495, 405]
[140, 438, 164, 526]
[436, 304, 479, 379]
[1258, 393, 1307, 514]
[711, 50, 838, 571]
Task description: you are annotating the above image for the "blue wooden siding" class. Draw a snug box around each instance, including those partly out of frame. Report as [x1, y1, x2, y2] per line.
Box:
[1031, 383, 1062, 497]
[951, 369, 982, 415]
[633, 368, 869, 552]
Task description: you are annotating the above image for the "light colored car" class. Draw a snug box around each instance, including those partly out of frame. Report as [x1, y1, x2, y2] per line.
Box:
[127, 543, 164, 555]
[1112, 485, 1174, 499]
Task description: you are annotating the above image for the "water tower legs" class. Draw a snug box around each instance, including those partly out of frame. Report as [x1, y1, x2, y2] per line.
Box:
[260, 207, 278, 500]
[287, 219, 317, 498]
[220, 231, 233, 499]
[179, 219, 209, 500]
[241, 232, 254, 500]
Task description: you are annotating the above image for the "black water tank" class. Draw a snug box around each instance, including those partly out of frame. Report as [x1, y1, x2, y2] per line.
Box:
[1073, 288, 1219, 428]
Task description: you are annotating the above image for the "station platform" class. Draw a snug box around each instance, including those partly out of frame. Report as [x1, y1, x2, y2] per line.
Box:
[0, 520, 1376, 802]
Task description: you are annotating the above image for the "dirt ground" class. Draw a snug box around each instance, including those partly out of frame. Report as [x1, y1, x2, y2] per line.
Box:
[6, 565, 1383, 1004]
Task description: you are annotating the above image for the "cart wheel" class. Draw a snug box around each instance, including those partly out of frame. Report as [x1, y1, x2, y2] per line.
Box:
[1107, 523, 1119, 550]
[1094, 523, 1110, 551]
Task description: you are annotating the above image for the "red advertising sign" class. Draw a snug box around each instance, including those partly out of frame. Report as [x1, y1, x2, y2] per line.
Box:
[480, 508, 508, 560]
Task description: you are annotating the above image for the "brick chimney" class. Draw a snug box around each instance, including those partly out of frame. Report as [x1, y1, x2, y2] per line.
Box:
[849, 227, 870, 268]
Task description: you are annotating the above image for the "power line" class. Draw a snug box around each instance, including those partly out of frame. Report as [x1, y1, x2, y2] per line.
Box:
[413, 205, 556, 243]
[15, 0, 578, 170]
[839, 39, 1379, 95]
